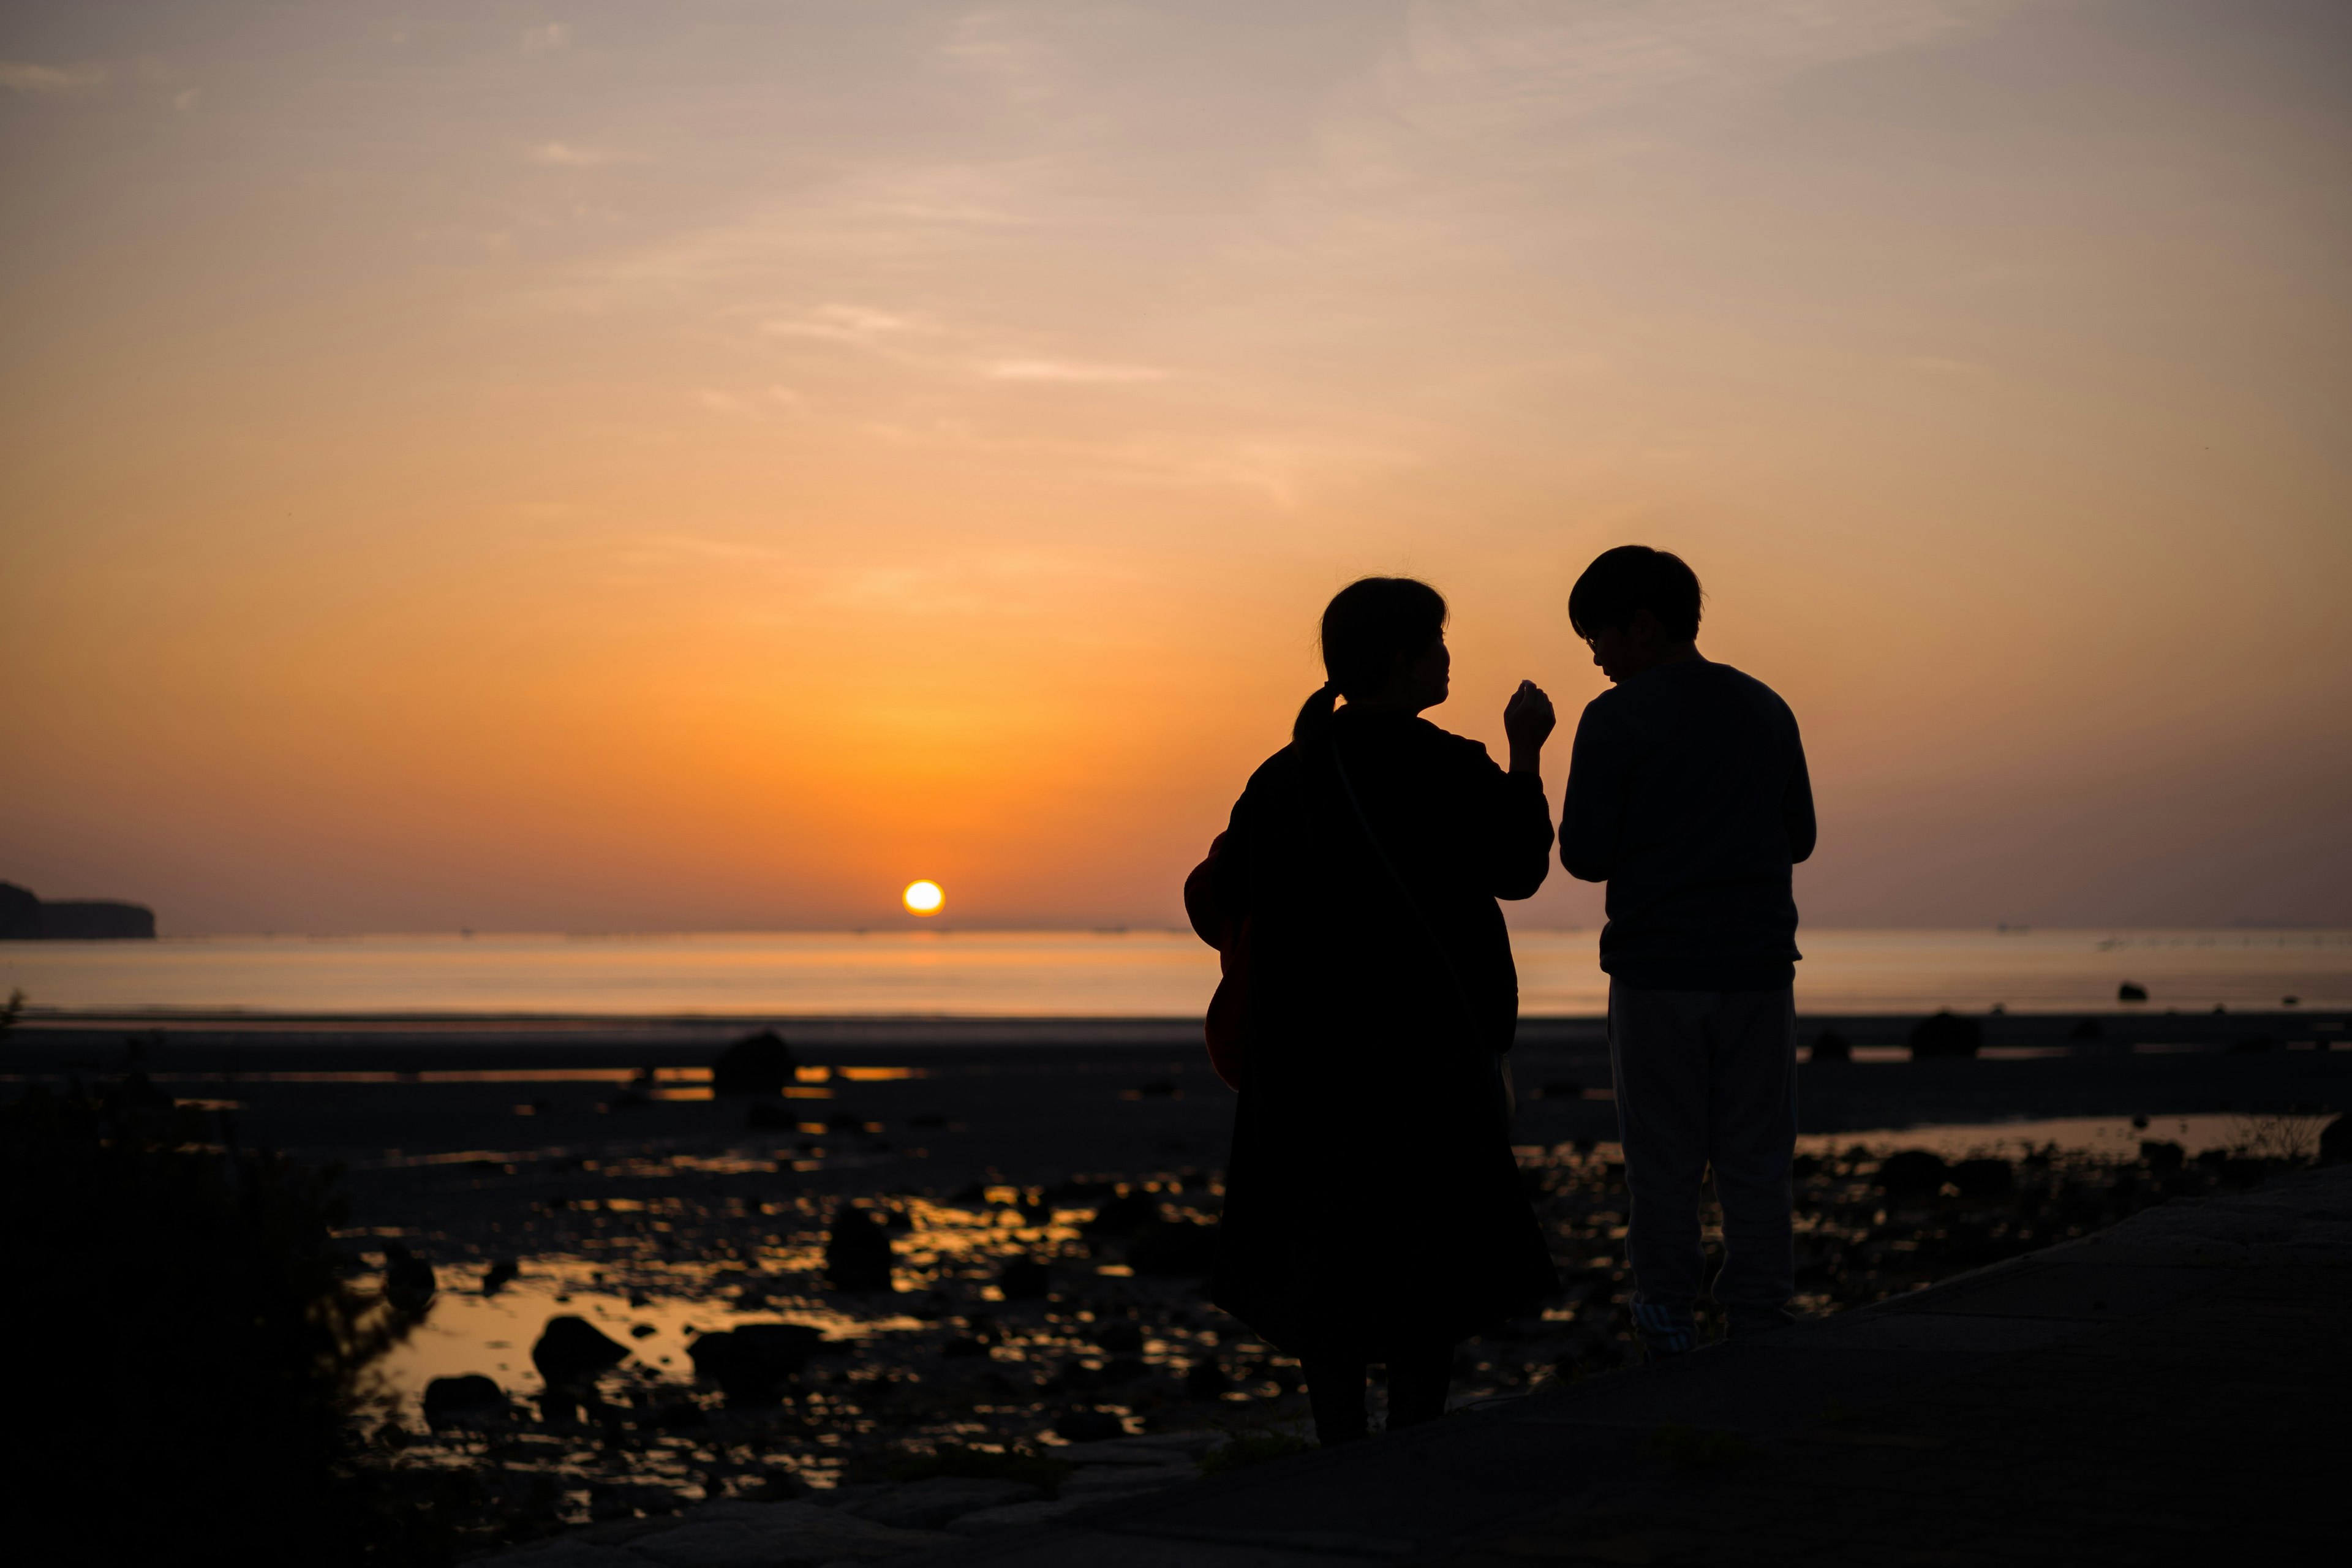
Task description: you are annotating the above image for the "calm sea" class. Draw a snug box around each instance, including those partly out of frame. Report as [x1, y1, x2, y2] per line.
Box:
[3, 928, 2346, 1018]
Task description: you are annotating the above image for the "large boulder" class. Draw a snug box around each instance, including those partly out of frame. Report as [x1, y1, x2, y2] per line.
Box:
[1907, 1012, 1982, 1060]
[824, 1208, 895, 1292]
[532, 1315, 630, 1385]
[712, 1028, 795, 1096]
[687, 1323, 826, 1403]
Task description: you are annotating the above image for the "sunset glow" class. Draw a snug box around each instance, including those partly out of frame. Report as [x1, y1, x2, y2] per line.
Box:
[1, 2, 2345, 934]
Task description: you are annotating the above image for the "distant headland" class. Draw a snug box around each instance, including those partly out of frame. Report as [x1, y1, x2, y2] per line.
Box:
[0, 881, 156, 940]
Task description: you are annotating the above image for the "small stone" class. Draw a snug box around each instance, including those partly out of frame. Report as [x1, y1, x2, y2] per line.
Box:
[533, 1314, 630, 1385]
[1906, 1011, 1981, 1060]
[421, 1374, 508, 1431]
[711, 1028, 794, 1096]
[824, 1208, 895, 1292]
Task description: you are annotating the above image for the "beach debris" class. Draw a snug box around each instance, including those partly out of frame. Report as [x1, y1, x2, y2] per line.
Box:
[482, 1257, 518, 1295]
[2118, 981, 2149, 1003]
[999, 1256, 1052, 1300]
[1906, 1011, 1982, 1060]
[532, 1314, 630, 1385]
[421, 1374, 508, 1432]
[687, 1322, 826, 1403]
[712, 1028, 795, 1096]
[1874, 1150, 1949, 1196]
[825, 1207, 896, 1292]
[2069, 1017, 2105, 1041]
[381, 1242, 437, 1314]
[1809, 1030, 1851, 1063]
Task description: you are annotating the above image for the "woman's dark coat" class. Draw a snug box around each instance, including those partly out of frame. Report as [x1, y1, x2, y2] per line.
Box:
[1200, 706, 1560, 1358]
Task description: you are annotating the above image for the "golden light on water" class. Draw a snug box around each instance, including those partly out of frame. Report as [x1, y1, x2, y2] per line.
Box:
[902, 881, 944, 916]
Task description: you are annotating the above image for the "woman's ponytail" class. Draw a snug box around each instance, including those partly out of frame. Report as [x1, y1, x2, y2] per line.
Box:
[1291, 682, 1340, 747]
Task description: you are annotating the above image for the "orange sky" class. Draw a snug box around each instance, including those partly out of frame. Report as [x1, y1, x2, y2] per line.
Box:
[3, 1, 2348, 935]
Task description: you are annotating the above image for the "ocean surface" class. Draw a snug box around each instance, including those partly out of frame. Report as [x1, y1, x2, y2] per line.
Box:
[4, 927, 2346, 1018]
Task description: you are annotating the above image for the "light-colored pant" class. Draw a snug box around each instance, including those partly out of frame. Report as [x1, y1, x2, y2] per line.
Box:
[1607, 982, 1797, 1350]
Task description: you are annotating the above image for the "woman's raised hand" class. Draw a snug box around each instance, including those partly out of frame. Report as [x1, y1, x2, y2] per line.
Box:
[1504, 680, 1555, 774]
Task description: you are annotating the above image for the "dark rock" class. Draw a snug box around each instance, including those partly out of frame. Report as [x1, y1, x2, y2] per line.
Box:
[1791, 1153, 1822, 1180]
[941, 1336, 989, 1359]
[825, 1207, 895, 1292]
[1907, 1011, 1982, 1060]
[1183, 1359, 1231, 1400]
[1101, 1356, 1146, 1384]
[2139, 1140, 2187, 1174]
[2068, 1017, 2105, 1041]
[1129, 1219, 1219, 1278]
[1085, 1191, 1161, 1239]
[532, 1314, 630, 1385]
[629, 1323, 657, 1338]
[1095, 1319, 1144, 1354]
[101, 1071, 175, 1111]
[1054, 1407, 1126, 1442]
[481, 1259, 518, 1295]
[712, 1029, 796, 1096]
[1951, 1158, 2013, 1199]
[1809, 1030, 1851, 1063]
[687, 1322, 826, 1402]
[2118, 981, 2148, 1003]
[2319, 1115, 2351, 1167]
[382, 1243, 436, 1314]
[1875, 1150, 1950, 1196]
[421, 1374, 508, 1431]
[1000, 1257, 1052, 1300]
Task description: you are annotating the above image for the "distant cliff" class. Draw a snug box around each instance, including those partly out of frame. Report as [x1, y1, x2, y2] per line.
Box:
[0, 881, 157, 940]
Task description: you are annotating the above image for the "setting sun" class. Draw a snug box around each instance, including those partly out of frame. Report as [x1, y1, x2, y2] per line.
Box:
[902, 881, 944, 916]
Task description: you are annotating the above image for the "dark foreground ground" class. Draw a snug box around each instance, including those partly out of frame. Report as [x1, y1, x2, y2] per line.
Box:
[7, 1010, 2348, 1562]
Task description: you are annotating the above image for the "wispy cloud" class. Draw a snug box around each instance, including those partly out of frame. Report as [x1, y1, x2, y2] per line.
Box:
[0, 60, 107, 95]
[529, 140, 619, 167]
[982, 358, 1167, 384]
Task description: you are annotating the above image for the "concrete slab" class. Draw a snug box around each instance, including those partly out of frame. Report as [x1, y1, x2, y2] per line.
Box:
[1887, 1260, 2229, 1321]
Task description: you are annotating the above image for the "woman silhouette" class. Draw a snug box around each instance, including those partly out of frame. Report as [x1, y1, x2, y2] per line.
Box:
[1190, 577, 1561, 1442]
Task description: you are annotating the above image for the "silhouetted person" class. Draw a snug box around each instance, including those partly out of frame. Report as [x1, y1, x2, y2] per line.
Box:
[1558, 546, 1815, 1356]
[1189, 577, 1559, 1442]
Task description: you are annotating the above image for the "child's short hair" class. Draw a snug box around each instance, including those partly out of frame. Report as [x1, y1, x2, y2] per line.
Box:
[1568, 546, 1703, 642]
